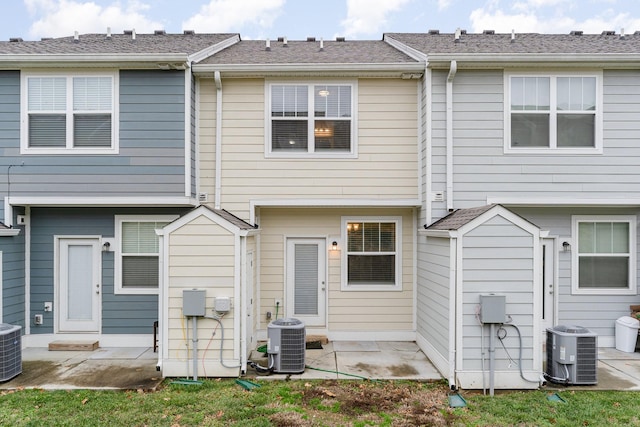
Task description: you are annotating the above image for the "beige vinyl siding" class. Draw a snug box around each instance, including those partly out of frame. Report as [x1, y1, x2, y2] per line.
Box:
[166, 214, 238, 376]
[259, 207, 414, 333]
[198, 79, 217, 200]
[198, 78, 419, 221]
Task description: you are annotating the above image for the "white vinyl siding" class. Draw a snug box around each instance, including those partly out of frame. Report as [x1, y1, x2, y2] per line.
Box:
[267, 82, 355, 157]
[572, 215, 636, 295]
[505, 72, 602, 154]
[115, 215, 176, 295]
[21, 72, 118, 154]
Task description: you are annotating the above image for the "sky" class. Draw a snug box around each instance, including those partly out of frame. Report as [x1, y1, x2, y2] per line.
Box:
[1, 0, 640, 42]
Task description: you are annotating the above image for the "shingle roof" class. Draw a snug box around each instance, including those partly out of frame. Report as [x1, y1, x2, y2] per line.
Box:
[202, 206, 257, 230]
[386, 31, 640, 55]
[197, 39, 418, 65]
[426, 205, 497, 231]
[0, 33, 238, 55]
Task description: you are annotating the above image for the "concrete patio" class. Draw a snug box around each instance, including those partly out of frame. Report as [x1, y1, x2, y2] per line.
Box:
[1, 343, 639, 391]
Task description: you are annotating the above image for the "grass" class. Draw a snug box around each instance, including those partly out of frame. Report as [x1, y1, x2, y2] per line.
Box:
[0, 379, 639, 426]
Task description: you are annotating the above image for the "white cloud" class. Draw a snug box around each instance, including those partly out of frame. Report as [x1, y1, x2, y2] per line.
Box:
[182, 0, 284, 34]
[340, 0, 411, 38]
[25, 0, 162, 38]
[437, 0, 452, 11]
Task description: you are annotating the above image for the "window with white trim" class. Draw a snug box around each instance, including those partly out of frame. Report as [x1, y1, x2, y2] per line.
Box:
[506, 73, 601, 153]
[268, 83, 355, 157]
[572, 216, 636, 295]
[115, 216, 174, 295]
[342, 217, 401, 290]
[21, 72, 118, 154]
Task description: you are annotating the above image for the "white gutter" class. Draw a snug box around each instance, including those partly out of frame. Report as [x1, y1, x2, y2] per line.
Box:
[446, 60, 457, 212]
[193, 62, 425, 75]
[214, 71, 223, 210]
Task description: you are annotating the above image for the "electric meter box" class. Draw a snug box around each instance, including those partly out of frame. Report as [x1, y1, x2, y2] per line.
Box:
[479, 294, 506, 324]
[183, 289, 206, 317]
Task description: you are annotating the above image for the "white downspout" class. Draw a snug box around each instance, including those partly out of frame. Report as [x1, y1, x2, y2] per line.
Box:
[448, 235, 457, 389]
[446, 60, 457, 212]
[425, 66, 433, 226]
[240, 235, 248, 373]
[214, 71, 222, 210]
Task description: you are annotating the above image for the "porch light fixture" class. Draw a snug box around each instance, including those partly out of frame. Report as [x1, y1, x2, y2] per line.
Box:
[332, 241, 338, 251]
[318, 89, 330, 97]
[562, 241, 571, 252]
[102, 241, 111, 252]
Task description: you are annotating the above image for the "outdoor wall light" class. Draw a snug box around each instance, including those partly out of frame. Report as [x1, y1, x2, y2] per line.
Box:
[562, 241, 571, 252]
[102, 241, 111, 252]
[332, 241, 338, 251]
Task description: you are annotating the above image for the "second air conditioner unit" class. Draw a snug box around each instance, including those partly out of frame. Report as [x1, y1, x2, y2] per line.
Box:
[545, 325, 597, 385]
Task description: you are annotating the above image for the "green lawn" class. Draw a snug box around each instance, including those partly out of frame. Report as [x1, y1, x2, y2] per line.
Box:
[0, 379, 638, 426]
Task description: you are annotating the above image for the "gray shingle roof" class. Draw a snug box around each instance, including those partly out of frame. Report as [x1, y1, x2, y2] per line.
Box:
[0, 33, 238, 55]
[197, 39, 419, 65]
[202, 206, 257, 230]
[386, 32, 640, 55]
[426, 205, 497, 231]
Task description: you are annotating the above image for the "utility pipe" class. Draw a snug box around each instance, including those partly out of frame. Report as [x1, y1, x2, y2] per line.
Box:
[214, 71, 222, 210]
[445, 60, 457, 212]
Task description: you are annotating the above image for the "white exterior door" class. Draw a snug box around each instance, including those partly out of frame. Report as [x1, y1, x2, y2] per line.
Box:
[541, 239, 556, 339]
[58, 238, 101, 332]
[286, 238, 326, 327]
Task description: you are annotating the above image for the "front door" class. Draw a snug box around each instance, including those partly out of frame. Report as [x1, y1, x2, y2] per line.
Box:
[58, 237, 101, 332]
[286, 238, 326, 327]
[541, 239, 556, 340]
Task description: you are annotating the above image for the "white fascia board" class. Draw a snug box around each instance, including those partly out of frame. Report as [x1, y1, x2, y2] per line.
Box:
[383, 35, 428, 62]
[192, 62, 425, 77]
[0, 53, 189, 69]
[420, 229, 457, 238]
[8, 196, 196, 207]
[426, 53, 640, 68]
[0, 229, 21, 236]
[487, 197, 640, 207]
[188, 35, 240, 63]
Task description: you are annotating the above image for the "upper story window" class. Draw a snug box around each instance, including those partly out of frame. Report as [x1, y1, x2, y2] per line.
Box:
[572, 215, 636, 295]
[341, 216, 402, 291]
[21, 72, 118, 154]
[267, 82, 356, 158]
[505, 73, 602, 154]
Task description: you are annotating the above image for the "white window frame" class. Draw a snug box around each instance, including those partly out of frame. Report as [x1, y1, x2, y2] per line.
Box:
[20, 71, 119, 155]
[504, 71, 603, 154]
[114, 215, 177, 295]
[571, 215, 636, 295]
[341, 216, 402, 291]
[265, 80, 358, 159]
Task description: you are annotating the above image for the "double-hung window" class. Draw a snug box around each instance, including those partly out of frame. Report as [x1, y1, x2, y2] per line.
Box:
[572, 216, 636, 295]
[22, 72, 118, 154]
[268, 82, 355, 157]
[342, 217, 401, 290]
[506, 73, 601, 153]
[115, 216, 175, 295]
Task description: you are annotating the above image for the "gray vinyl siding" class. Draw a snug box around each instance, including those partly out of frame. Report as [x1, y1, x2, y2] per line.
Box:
[0, 70, 187, 198]
[190, 73, 196, 198]
[461, 216, 534, 371]
[430, 69, 640, 221]
[0, 208, 25, 328]
[29, 207, 185, 334]
[430, 70, 447, 222]
[513, 206, 640, 340]
[417, 236, 450, 359]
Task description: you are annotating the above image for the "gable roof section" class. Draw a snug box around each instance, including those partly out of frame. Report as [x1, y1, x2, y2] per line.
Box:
[385, 32, 640, 67]
[425, 204, 541, 237]
[193, 39, 423, 77]
[0, 32, 240, 68]
[162, 205, 258, 237]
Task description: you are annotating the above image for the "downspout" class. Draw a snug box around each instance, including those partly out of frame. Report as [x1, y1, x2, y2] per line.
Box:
[446, 60, 457, 212]
[214, 71, 222, 210]
[240, 235, 248, 374]
[448, 234, 457, 389]
[425, 66, 433, 226]
[184, 65, 192, 198]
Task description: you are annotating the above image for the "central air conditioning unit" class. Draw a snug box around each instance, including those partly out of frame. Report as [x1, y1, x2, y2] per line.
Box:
[545, 325, 597, 385]
[267, 318, 305, 374]
[0, 324, 21, 382]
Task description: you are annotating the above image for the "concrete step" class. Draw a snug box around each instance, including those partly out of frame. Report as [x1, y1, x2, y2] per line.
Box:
[48, 340, 99, 351]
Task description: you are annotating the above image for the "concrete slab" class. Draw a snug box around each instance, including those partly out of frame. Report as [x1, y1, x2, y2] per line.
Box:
[0, 347, 163, 391]
[333, 341, 379, 352]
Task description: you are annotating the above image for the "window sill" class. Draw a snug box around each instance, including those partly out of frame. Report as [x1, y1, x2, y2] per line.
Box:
[572, 288, 637, 296]
[504, 147, 602, 155]
[114, 288, 159, 296]
[341, 284, 402, 292]
[21, 147, 119, 155]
